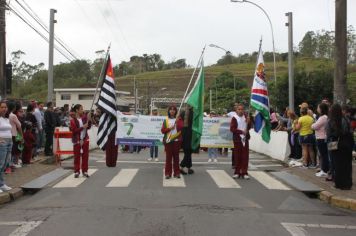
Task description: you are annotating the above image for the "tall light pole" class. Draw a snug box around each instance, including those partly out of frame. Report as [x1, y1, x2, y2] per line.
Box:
[209, 43, 236, 102]
[230, 0, 277, 83]
[286, 12, 294, 111]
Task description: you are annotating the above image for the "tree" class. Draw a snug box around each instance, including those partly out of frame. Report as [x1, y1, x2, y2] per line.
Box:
[299, 31, 317, 57]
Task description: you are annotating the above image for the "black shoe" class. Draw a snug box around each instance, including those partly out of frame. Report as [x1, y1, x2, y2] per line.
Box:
[174, 175, 181, 179]
[187, 169, 194, 174]
[83, 172, 90, 178]
[165, 175, 171, 179]
[180, 168, 187, 175]
[74, 172, 79, 178]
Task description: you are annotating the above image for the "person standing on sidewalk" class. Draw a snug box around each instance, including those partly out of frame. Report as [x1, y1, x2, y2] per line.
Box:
[296, 106, 316, 168]
[0, 101, 13, 192]
[70, 104, 91, 178]
[161, 105, 183, 179]
[9, 101, 23, 169]
[312, 103, 329, 177]
[230, 104, 253, 179]
[22, 121, 36, 165]
[207, 111, 218, 163]
[326, 104, 353, 190]
[44, 102, 57, 156]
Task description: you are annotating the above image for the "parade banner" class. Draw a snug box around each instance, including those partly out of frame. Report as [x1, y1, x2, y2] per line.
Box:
[116, 113, 233, 148]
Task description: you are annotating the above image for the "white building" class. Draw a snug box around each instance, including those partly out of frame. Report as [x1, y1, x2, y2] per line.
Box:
[54, 88, 131, 111]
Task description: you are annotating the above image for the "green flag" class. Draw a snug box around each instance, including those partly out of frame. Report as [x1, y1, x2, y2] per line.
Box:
[186, 61, 204, 150]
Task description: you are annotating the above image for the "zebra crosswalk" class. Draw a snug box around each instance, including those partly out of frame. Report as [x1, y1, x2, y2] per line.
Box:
[52, 168, 291, 191]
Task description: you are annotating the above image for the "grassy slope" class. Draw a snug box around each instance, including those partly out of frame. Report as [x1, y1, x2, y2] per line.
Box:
[116, 58, 356, 105]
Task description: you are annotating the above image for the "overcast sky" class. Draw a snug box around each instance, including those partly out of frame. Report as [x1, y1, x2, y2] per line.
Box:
[6, 0, 356, 67]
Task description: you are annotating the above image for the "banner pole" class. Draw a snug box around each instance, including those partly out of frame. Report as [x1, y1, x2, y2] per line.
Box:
[178, 45, 206, 115]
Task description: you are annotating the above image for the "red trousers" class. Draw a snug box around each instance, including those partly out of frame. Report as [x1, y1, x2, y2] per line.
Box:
[233, 141, 249, 175]
[73, 139, 89, 173]
[164, 141, 181, 176]
[22, 147, 33, 164]
[106, 132, 118, 167]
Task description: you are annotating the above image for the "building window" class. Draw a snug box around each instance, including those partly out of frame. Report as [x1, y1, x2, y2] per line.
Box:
[79, 94, 93, 100]
[61, 94, 71, 100]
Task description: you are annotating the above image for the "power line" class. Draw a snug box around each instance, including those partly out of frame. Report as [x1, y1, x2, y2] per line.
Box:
[7, 3, 74, 61]
[14, 0, 80, 60]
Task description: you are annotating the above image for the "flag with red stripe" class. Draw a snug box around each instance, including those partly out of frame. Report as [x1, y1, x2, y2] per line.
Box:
[250, 46, 271, 143]
[97, 55, 117, 149]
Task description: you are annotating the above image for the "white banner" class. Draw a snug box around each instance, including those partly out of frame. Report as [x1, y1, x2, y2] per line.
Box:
[116, 114, 233, 148]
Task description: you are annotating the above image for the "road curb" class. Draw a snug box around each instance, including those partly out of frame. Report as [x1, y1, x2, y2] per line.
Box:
[8, 188, 24, 200]
[319, 191, 356, 211]
[0, 192, 11, 205]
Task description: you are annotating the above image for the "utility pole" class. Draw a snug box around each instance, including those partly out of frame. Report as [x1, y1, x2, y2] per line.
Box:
[334, 0, 347, 105]
[134, 76, 137, 113]
[48, 9, 56, 103]
[285, 12, 294, 111]
[0, 0, 6, 100]
[209, 89, 212, 111]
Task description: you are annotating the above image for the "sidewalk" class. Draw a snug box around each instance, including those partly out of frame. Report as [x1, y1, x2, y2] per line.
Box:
[284, 158, 356, 211]
[0, 154, 59, 205]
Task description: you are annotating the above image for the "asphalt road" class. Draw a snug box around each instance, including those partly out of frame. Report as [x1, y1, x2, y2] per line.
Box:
[0, 149, 355, 236]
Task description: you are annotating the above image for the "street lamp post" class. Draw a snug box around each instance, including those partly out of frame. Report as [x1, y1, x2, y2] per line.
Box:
[230, 0, 277, 83]
[209, 43, 236, 102]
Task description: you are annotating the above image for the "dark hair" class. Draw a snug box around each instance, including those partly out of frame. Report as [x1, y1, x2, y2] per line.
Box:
[14, 102, 22, 113]
[167, 105, 177, 118]
[47, 101, 53, 108]
[73, 104, 82, 112]
[26, 104, 34, 113]
[318, 103, 328, 116]
[328, 104, 342, 134]
[300, 107, 308, 115]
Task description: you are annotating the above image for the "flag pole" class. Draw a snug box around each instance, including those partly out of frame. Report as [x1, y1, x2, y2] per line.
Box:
[89, 43, 111, 113]
[249, 37, 263, 113]
[178, 45, 206, 115]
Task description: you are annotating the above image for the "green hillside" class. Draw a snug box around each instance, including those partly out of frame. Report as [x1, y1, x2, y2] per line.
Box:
[116, 58, 355, 105]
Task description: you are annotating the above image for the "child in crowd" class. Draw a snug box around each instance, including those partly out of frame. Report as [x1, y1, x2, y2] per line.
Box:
[22, 121, 36, 165]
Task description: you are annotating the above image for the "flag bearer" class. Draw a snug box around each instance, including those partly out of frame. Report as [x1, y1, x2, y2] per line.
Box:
[230, 104, 253, 179]
[70, 104, 91, 178]
[161, 105, 183, 179]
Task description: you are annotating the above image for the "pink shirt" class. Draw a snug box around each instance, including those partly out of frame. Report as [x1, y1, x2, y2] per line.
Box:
[311, 115, 327, 139]
[9, 112, 22, 137]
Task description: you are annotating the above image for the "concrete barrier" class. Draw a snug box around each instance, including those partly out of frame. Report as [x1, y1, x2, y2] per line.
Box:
[249, 131, 290, 162]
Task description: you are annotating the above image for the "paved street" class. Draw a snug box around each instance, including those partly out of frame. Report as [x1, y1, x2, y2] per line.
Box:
[0, 149, 355, 236]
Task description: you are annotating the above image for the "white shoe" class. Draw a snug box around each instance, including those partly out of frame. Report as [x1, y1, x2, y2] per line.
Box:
[208, 159, 212, 162]
[14, 164, 22, 168]
[154, 158, 159, 162]
[232, 174, 238, 179]
[0, 184, 12, 191]
[315, 170, 328, 177]
[213, 159, 218, 163]
[147, 158, 153, 161]
[0, 189, 3, 193]
[243, 175, 250, 180]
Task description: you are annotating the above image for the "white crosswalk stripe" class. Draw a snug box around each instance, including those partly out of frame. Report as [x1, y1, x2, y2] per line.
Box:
[53, 169, 97, 188]
[249, 171, 291, 190]
[51, 168, 291, 191]
[106, 169, 138, 187]
[206, 170, 241, 188]
[162, 170, 186, 187]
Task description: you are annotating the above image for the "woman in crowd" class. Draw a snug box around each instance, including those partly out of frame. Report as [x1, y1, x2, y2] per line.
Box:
[22, 121, 36, 165]
[70, 104, 91, 178]
[312, 103, 329, 177]
[288, 110, 302, 160]
[161, 105, 183, 179]
[9, 101, 23, 169]
[270, 108, 279, 130]
[326, 104, 353, 190]
[0, 101, 13, 192]
[24, 104, 38, 160]
[296, 106, 316, 168]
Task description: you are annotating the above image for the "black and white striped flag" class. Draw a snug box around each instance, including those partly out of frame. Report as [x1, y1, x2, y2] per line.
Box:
[97, 55, 117, 150]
